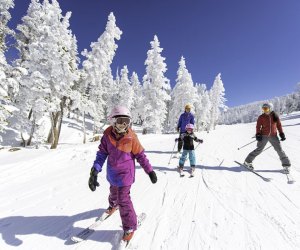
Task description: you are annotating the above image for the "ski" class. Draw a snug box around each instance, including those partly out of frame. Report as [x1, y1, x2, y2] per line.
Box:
[71, 210, 116, 243]
[118, 213, 147, 250]
[234, 161, 271, 182]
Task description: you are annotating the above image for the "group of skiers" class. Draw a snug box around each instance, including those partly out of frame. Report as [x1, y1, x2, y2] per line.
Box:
[87, 102, 291, 244]
[175, 104, 203, 176]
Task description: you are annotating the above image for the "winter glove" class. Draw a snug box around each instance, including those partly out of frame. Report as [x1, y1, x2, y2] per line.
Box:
[88, 167, 100, 191]
[196, 139, 203, 143]
[175, 138, 179, 142]
[279, 132, 286, 141]
[148, 171, 157, 184]
[255, 133, 263, 141]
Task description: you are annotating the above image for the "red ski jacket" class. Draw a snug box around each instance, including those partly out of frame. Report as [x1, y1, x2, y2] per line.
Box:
[256, 112, 283, 136]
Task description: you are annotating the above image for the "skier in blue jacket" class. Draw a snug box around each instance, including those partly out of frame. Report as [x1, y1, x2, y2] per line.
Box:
[176, 104, 195, 155]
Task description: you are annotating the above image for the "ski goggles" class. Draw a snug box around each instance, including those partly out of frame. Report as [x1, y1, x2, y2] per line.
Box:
[262, 107, 270, 112]
[113, 116, 131, 125]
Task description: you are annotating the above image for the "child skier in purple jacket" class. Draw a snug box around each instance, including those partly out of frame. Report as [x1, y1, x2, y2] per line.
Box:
[88, 106, 157, 242]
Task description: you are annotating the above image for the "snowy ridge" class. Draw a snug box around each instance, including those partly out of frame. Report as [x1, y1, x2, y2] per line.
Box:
[1, 113, 300, 249]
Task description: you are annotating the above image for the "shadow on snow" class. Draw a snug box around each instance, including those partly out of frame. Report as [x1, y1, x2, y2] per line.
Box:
[144, 150, 174, 154]
[137, 164, 283, 174]
[197, 165, 283, 173]
[0, 208, 121, 248]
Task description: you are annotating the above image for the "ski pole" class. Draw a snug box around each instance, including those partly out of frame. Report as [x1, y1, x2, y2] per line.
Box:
[168, 141, 177, 165]
[237, 139, 256, 150]
[194, 142, 202, 150]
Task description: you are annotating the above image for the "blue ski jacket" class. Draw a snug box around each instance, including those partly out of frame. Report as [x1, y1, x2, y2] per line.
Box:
[177, 112, 195, 133]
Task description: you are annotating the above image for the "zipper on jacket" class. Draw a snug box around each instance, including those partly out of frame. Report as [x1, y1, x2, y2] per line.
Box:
[268, 115, 271, 136]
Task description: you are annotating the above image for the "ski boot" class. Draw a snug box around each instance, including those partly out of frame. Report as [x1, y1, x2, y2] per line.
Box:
[177, 166, 184, 177]
[122, 229, 134, 241]
[243, 161, 254, 170]
[190, 166, 195, 177]
[97, 206, 118, 221]
[105, 206, 118, 215]
[282, 165, 290, 174]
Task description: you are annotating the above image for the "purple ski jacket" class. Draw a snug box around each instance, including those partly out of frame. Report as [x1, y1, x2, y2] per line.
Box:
[177, 112, 195, 133]
[92, 126, 153, 187]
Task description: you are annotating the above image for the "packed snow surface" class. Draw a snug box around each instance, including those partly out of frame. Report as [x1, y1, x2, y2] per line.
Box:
[1, 113, 300, 250]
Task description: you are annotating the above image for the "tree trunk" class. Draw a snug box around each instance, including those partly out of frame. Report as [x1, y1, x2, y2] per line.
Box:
[51, 127, 59, 149]
[57, 96, 66, 140]
[20, 132, 26, 147]
[27, 117, 36, 146]
[76, 109, 80, 123]
[83, 111, 86, 144]
[47, 112, 59, 143]
[49, 112, 59, 149]
[49, 112, 55, 145]
[93, 119, 97, 136]
[28, 108, 33, 120]
[50, 97, 66, 149]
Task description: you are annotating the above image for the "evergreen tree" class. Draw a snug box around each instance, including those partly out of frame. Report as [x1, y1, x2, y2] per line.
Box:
[209, 73, 226, 130]
[170, 56, 197, 131]
[118, 65, 133, 109]
[0, 0, 15, 142]
[130, 72, 143, 124]
[296, 82, 300, 110]
[69, 70, 95, 143]
[194, 83, 211, 131]
[81, 12, 122, 133]
[142, 35, 171, 133]
[101, 68, 116, 120]
[15, 0, 79, 148]
[0, 0, 14, 53]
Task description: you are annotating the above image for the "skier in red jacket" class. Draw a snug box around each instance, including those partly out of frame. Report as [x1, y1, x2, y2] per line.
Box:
[244, 103, 291, 173]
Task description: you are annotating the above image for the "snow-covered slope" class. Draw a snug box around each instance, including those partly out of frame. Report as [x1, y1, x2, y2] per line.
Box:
[1, 113, 300, 250]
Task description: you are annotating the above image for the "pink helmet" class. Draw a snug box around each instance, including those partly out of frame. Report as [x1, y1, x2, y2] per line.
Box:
[109, 106, 131, 134]
[185, 123, 194, 130]
[109, 106, 131, 118]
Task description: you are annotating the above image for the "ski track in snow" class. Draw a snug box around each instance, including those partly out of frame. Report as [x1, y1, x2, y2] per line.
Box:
[1, 114, 300, 249]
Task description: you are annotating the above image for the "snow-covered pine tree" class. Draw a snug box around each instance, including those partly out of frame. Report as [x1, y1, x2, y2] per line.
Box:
[110, 67, 121, 107]
[194, 83, 211, 131]
[81, 12, 122, 134]
[296, 82, 300, 110]
[202, 88, 212, 131]
[69, 69, 96, 144]
[209, 73, 226, 130]
[273, 97, 286, 115]
[0, 0, 16, 142]
[0, 0, 14, 53]
[285, 94, 298, 114]
[15, 0, 79, 148]
[142, 35, 171, 134]
[101, 68, 116, 121]
[130, 72, 143, 125]
[170, 56, 197, 131]
[117, 65, 133, 109]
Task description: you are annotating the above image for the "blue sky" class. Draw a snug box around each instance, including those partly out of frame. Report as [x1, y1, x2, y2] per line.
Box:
[7, 0, 300, 107]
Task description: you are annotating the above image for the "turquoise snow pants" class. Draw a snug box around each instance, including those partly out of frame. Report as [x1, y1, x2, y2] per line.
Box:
[179, 150, 196, 167]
